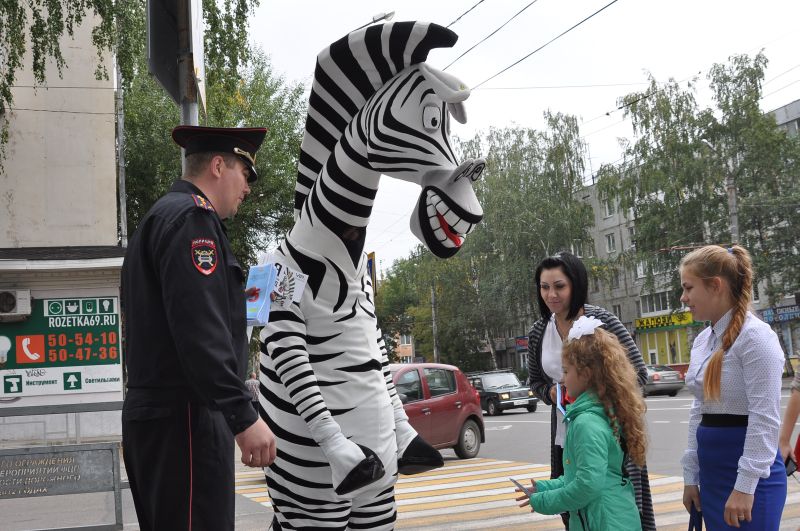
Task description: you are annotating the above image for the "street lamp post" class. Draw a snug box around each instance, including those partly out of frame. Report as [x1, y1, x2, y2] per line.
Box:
[351, 11, 395, 32]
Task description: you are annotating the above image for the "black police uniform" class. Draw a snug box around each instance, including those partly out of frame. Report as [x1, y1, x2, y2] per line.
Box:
[121, 178, 257, 531]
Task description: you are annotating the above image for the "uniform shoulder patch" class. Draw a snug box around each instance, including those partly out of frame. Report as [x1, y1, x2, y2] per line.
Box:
[191, 194, 215, 212]
[191, 238, 218, 275]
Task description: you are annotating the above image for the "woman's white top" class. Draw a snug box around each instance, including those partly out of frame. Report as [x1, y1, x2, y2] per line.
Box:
[681, 310, 785, 494]
[542, 315, 566, 446]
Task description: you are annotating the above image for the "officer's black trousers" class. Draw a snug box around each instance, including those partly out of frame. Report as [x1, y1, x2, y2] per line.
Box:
[122, 392, 234, 530]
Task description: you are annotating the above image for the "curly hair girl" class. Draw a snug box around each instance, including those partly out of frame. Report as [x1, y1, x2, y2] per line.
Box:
[562, 327, 648, 466]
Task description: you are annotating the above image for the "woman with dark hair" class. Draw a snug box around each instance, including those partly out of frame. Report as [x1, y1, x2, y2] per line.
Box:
[527, 251, 655, 530]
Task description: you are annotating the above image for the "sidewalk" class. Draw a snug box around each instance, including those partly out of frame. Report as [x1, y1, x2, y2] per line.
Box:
[0, 445, 274, 530]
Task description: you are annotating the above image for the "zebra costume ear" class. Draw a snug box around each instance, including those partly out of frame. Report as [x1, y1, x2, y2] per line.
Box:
[293, 21, 459, 216]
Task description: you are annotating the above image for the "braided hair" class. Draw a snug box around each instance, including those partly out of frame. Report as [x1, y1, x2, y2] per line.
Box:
[680, 245, 753, 401]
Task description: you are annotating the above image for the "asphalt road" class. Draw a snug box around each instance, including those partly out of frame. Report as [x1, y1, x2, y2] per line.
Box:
[440, 386, 800, 478]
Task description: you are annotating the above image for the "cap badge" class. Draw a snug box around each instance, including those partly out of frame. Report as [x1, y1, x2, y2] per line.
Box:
[191, 238, 218, 275]
[233, 147, 256, 166]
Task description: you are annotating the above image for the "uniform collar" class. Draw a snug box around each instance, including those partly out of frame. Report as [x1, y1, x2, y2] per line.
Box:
[170, 179, 225, 230]
[170, 179, 210, 202]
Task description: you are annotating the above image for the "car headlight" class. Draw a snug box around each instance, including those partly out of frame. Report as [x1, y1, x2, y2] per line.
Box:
[500, 393, 510, 400]
[528, 390, 534, 397]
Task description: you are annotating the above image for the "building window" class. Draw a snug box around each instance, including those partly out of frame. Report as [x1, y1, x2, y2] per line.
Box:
[641, 291, 671, 315]
[400, 333, 412, 345]
[628, 226, 636, 249]
[752, 279, 760, 303]
[610, 271, 620, 289]
[592, 277, 600, 293]
[613, 304, 622, 321]
[635, 300, 642, 317]
[605, 233, 616, 254]
[636, 262, 646, 279]
[603, 199, 616, 217]
[649, 351, 658, 365]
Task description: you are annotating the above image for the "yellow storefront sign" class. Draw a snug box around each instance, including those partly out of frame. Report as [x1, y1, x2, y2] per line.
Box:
[635, 311, 694, 330]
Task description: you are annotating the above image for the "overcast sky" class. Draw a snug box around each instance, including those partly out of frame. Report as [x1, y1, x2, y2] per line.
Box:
[249, 0, 800, 274]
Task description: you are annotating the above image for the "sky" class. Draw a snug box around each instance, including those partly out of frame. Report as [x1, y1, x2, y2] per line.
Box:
[248, 0, 800, 275]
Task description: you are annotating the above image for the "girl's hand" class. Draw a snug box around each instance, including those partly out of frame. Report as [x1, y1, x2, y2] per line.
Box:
[724, 489, 754, 527]
[779, 438, 795, 464]
[682, 485, 700, 514]
[514, 479, 537, 511]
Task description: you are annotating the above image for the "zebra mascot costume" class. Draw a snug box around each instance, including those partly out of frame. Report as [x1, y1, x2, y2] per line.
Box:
[258, 21, 485, 529]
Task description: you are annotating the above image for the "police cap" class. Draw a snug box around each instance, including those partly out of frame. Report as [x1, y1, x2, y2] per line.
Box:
[172, 125, 267, 182]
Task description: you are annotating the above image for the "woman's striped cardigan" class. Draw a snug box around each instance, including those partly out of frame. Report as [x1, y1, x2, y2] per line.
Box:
[527, 304, 656, 531]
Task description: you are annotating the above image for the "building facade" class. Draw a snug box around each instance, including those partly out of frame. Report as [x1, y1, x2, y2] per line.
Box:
[0, 17, 124, 444]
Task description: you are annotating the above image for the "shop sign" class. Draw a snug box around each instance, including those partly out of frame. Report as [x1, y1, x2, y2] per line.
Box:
[515, 336, 528, 352]
[635, 311, 695, 331]
[0, 298, 122, 399]
[759, 304, 800, 324]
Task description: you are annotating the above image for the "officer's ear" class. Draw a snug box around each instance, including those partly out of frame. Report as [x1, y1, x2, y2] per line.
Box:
[209, 154, 226, 179]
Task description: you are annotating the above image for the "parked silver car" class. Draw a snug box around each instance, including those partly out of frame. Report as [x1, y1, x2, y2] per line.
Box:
[644, 364, 685, 397]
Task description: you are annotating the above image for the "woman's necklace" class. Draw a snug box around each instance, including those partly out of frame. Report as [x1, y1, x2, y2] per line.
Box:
[555, 316, 573, 341]
[555, 309, 585, 340]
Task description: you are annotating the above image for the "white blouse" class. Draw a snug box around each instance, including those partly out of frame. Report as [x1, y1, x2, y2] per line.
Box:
[681, 310, 785, 494]
[542, 316, 566, 446]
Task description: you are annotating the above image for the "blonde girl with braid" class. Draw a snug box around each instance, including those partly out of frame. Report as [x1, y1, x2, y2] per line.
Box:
[514, 316, 646, 529]
[680, 245, 787, 529]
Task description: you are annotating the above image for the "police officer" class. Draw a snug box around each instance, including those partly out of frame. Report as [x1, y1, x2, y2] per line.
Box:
[121, 125, 276, 530]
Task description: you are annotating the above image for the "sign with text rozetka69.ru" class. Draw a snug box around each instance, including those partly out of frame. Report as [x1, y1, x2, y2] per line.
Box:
[0, 297, 122, 397]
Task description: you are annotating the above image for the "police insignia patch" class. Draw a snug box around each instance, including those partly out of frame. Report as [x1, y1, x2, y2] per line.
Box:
[191, 238, 217, 275]
[191, 194, 215, 212]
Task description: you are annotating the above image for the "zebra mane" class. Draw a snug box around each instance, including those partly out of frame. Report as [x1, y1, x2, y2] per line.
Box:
[293, 21, 458, 216]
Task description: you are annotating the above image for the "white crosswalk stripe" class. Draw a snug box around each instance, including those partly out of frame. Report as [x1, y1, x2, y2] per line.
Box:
[235, 458, 800, 530]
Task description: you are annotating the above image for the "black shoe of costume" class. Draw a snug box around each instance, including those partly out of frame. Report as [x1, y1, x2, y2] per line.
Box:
[334, 445, 385, 495]
[397, 435, 444, 474]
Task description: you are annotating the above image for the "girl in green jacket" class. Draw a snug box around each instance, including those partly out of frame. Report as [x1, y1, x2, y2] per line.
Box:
[514, 316, 648, 530]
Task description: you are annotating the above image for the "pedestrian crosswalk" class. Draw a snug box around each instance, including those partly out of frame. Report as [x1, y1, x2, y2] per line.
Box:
[235, 458, 800, 530]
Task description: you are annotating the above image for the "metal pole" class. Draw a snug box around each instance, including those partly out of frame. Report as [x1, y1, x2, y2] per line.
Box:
[431, 282, 440, 364]
[115, 65, 128, 247]
[177, 0, 198, 174]
[177, 0, 198, 126]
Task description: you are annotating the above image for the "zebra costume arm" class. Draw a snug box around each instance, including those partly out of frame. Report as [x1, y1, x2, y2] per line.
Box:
[263, 304, 384, 496]
[378, 327, 444, 473]
[378, 329, 417, 452]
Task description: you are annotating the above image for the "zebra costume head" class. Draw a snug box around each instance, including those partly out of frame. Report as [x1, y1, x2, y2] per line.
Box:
[295, 21, 485, 260]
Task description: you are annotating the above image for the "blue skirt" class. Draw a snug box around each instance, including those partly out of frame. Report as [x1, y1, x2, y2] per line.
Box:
[697, 424, 786, 530]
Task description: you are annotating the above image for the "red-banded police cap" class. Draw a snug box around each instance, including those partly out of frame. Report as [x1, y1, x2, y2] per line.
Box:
[172, 125, 267, 182]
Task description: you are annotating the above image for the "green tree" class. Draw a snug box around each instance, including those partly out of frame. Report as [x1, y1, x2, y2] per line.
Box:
[0, 0, 259, 170]
[123, 48, 306, 266]
[597, 52, 800, 305]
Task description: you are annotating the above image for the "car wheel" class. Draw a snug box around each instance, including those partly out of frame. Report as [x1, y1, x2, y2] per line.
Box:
[526, 404, 537, 413]
[668, 391, 678, 397]
[454, 419, 481, 459]
[487, 399, 501, 416]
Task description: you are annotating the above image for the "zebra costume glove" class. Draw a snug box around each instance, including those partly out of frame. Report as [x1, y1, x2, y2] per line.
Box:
[308, 414, 385, 497]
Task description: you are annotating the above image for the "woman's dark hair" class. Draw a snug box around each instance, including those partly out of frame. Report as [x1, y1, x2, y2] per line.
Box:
[534, 251, 588, 321]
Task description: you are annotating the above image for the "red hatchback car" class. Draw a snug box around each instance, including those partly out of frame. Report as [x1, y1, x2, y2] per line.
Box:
[389, 362, 485, 459]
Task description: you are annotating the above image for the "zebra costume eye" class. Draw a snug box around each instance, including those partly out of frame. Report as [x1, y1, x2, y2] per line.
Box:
[422, 105, 442, 132]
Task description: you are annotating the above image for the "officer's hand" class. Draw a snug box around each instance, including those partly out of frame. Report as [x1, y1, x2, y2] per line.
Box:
[235, 418, 276, 468]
